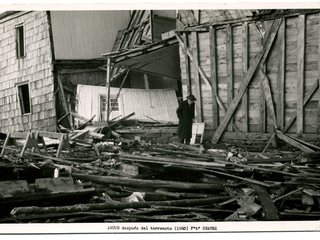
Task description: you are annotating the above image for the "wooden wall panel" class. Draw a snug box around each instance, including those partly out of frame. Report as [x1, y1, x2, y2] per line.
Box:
[177, 10, 320, 141]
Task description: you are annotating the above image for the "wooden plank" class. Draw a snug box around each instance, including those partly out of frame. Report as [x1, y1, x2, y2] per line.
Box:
[250, 183, 279, 220]
[242, 22, 249, 132]
[212, 18, 282, 143]
[183, 32, 191, 95]
[58, 75, 73, 129]
[276, 130, 315, 153]
[260, 21, 273, 134]
[106, 58, 111, 122]
[276, 19, 286, 131]
[72, 173, 224, 191]
[297, 15, 305, 134]
[287, 133, 320, 151]
[260, 81, 266, 133]
[209, 26, 219, 131]
[226, 24, 234, 132]
[283, 79, 319, 132]
[191, 31, 203, 122]
[260, 68, 277, 128]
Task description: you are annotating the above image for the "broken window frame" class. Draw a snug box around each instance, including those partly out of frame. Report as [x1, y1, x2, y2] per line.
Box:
[15, 23, 25, 58]
[16, 82, 32, 115]
[100, 95, 119, 121]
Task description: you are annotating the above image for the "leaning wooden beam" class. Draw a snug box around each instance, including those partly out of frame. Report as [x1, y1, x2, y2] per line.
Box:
[108, 112, 135, 127]
[276, 130, 315, 153]
[272, 187, 304, 202]
[109, 70, 129, 114]
[259, 67, 277, 128]
[57, 75, 73, 129]
[285, 133, 320, 151]
[211, 18, 282, 143]
[11, 195, 231, 216]
[72, 173, 225, 191]
[283, 79, 319, 132]
[205, 170, 271, 188]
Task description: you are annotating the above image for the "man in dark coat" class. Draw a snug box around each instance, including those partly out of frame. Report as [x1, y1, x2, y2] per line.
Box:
[176, 94, 196, 145]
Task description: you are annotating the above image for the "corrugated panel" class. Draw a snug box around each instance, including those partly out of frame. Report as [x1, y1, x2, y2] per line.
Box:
[76, 85, 121, 121]
[120, 88, 179, 123]
[50, 11, 130, 60]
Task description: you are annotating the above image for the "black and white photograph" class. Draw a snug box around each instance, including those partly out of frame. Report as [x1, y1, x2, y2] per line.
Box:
[0, 1, 320, 237]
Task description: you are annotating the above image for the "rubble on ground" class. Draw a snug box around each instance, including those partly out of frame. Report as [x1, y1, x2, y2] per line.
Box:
[0, 115, 319, 223]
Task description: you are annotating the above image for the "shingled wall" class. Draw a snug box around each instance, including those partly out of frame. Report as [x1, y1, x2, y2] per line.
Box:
[0, 11, 56, 133]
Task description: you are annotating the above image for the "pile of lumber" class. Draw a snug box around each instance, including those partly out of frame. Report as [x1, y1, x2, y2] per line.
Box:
[0, 132, 320, 223]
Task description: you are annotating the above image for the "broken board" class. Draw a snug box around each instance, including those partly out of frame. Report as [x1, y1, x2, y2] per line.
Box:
[191, 122, 205, 144]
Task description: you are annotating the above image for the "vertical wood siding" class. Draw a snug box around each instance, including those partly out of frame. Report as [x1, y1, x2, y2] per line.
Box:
[0, 12, 55, 133]
[178, 10, 320, 141]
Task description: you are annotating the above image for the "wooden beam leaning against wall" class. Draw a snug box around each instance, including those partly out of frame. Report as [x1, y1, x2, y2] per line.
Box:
[57, 74, 73, 130]
[211, 18, 283, 144]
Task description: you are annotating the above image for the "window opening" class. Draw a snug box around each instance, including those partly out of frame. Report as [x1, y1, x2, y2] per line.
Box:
[16, 25, 25, 58]
[17, 83, 31, 114]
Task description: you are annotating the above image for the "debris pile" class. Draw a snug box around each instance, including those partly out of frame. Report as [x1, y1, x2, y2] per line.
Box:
[0, 117, 320, 223]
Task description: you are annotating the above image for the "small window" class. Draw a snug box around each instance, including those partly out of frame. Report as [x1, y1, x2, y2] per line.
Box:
[109, 98, 119, 111]
[17, 83, 31, 114]
[16, 25, 25, 58]
[100, 96, 119, 112]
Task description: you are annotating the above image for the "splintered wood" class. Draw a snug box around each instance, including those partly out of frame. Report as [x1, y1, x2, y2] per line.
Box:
[0, 120, 320, 223]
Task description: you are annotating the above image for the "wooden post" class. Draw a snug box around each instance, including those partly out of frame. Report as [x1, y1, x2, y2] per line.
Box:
[209, 26, 219, 131]
[212, 18, 282, 143]
[276, 19, 286, 131]
[183, 32, 192, 95]
[242, 22, 249, 132]
[226, 24, 234, 132]
[106, 58, 111, 123]
[260, 68, 277, 128]
[297, 15, 305, 134]
[57, 75, 73, 129]
[109, 70, 129, 114]
[191, 31, 203, 122]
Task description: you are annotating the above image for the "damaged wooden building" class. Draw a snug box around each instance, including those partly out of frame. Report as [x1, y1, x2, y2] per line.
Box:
[175, 9, 320, 146]
[0, 10, 130, 132]
[0, 9, 320, 224]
